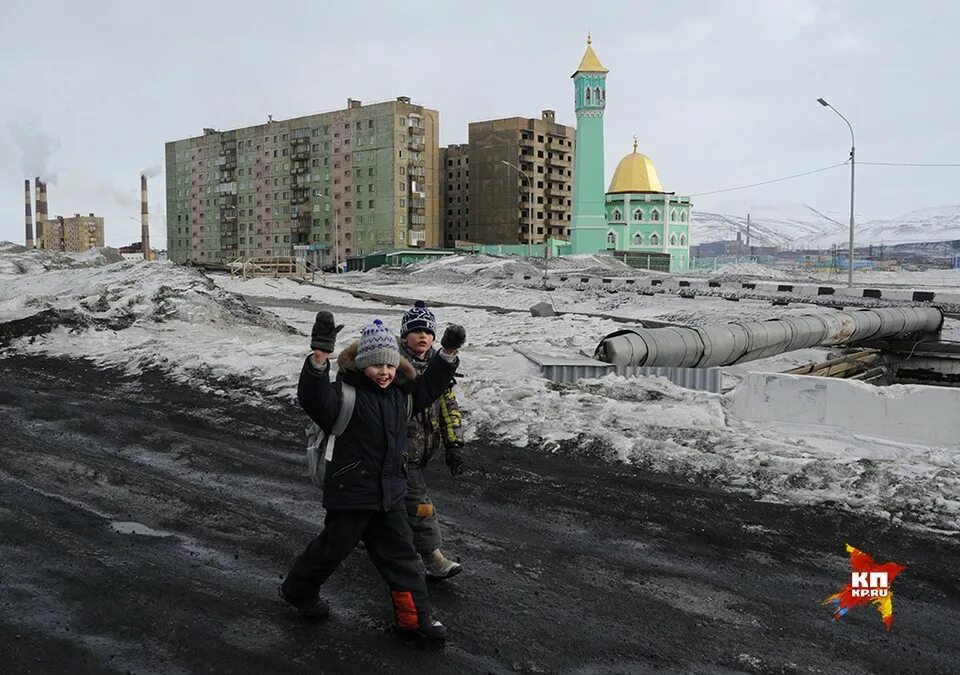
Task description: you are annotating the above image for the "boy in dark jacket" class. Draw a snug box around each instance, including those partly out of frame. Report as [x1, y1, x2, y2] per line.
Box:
[399, 301, 465, 581]
[280, 312, 466, 642]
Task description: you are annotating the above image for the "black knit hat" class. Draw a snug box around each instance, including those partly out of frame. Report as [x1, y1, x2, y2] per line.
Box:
[401, 300, 437, 337]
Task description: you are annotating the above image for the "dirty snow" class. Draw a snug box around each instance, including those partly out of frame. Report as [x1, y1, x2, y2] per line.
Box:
[1, 243, 957, 533]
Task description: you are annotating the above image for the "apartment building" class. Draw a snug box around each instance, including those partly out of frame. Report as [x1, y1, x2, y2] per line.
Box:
[441, 110, 575, 247]
[165, 97, 440, 265]
[41, 213, 105, 252]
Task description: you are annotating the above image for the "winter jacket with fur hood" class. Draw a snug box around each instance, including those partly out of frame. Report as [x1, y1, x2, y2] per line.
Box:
[297, 340, 458, 511]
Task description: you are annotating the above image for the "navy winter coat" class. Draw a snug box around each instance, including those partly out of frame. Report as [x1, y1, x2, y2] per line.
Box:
[297, 340, 458, 511]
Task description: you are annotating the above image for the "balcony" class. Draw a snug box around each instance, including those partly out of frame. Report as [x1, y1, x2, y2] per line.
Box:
[220, 212, 237, 222]
[221, 140, 237, 152]
[291, 151, 310, 161]
[219, 170, 235, 183]
[290, 165, 309, 175]
[408, 138, 425, 151]
[545, 186, 567, 198]
[218, 157, 237, 171]
[546, 201, 566, 213]
[547, 153, 571, 168]
[408, 167, 425, 178]
[408, 125, 425, 136]
[291, 195, 309, 205]
[291, 135, 309, 147]
[218, 195, 237, 207]
[410, 197, 426, 209]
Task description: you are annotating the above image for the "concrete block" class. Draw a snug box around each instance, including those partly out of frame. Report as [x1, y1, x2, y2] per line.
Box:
[728, 372, 960, 446]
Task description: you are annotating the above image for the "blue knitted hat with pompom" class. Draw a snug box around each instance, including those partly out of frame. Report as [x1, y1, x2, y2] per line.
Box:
[356, 319, 400, 370]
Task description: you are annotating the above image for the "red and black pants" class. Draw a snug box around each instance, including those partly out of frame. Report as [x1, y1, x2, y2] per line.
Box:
[282, 508, 431, 630]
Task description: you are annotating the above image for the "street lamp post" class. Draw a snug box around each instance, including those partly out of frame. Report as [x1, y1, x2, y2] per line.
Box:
[502, 160, 533, 257]
[817, 97, 855, 287]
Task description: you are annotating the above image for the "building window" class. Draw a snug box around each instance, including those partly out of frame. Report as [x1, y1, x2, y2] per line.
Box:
[651, 209, 660, 221]
[681, 211, 687, 223]
[670, 234, 677, 246]
[671, 209, 678, 222]
[633, 233, 643, 246]
[612, 209, 622, 221]
[650, 233, 660, 246]
[633, 208, 643, 221]
[606, 231, 616, 248]
[680, 234, 687, 246]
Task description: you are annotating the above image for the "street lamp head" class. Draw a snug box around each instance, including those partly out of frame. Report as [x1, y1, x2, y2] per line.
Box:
[817, 97, 829, 107]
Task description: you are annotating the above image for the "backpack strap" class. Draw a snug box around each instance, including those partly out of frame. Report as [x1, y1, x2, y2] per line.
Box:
[323, 383, 356, 462]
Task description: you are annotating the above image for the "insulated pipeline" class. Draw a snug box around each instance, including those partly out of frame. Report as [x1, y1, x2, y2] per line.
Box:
[594, 307, 944, 367]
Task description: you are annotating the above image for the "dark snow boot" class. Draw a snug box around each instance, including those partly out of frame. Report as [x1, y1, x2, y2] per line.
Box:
[397, 618, 447, 643]
[278, 584, 330, 622]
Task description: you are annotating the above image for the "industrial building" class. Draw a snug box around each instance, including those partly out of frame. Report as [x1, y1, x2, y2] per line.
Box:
[165, 97, 441, 266]
[441, 111, 576, 247]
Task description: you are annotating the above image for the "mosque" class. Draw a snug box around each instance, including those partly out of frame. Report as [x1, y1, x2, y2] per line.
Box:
[570, 37, 692, 272]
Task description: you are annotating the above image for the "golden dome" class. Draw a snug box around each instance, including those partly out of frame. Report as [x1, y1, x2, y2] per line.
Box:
[607, 139, 665, 194]
[572, 33, 609, 77]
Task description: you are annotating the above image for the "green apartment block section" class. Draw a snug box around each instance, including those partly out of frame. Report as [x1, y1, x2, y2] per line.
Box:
[166, 100, 434, 265]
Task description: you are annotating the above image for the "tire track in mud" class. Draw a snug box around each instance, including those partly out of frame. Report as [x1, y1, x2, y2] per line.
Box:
[1, 355, 959, 674]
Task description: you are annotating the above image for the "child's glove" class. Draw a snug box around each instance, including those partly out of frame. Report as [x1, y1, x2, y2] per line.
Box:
[311, 311, 344, 352]
[441, 324, 467, 351]
[445, 442, 465, 477]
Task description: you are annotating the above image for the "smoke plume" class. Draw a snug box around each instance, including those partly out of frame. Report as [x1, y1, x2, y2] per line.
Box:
[141, 164, 161, 179]
[7, 120, 60, 183]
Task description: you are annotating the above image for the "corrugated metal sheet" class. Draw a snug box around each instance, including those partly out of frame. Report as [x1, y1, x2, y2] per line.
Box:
[517, 350, 722, 393]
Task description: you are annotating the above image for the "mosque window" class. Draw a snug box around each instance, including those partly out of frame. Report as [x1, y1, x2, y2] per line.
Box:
[606, 232, 616, 247]
[650, 233, 660, 245]
[651, 209, 660, 221]
[595, 87, 602, 102]
[585, 88, 591, 103]
[633, 233, 643, 246]
[633, 208, 643, 221]
[670, 234, 677, 246]
[612, 209, 622, 221]
[680, 211, 687, 223]
[680, 234, 687, 246]
[671, 209, 678, 222]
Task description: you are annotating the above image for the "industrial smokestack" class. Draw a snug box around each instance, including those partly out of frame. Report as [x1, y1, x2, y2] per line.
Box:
[140, 174, 151, 261]
[35, 177, 48, 249]
[24, 179, 34, 248]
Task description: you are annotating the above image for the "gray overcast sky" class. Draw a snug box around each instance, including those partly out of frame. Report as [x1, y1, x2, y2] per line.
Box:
[2, 0, 959, 247]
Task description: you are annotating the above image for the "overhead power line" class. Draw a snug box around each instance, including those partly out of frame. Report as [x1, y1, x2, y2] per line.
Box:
[858, 161, 960, 167]
[689, 161, 849, 197]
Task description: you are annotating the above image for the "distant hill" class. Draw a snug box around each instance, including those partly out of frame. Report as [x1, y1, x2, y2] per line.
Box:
[691, 204, 960, 249]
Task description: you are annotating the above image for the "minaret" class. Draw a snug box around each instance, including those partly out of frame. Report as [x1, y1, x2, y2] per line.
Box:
[570, 34, 608, 255]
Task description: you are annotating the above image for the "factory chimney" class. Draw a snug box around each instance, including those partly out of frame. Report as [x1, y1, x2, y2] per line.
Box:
[24, 179, 34, 248]
[140, 175, 151, 261]
[35, 177, 48, 249]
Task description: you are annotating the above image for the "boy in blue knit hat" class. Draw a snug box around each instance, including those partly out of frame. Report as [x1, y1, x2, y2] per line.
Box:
[280, 312, 467, 642]
[400, 301, 466, 581]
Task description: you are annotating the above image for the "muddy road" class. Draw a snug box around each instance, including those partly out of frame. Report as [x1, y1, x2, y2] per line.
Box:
[1, 355, 958, 674]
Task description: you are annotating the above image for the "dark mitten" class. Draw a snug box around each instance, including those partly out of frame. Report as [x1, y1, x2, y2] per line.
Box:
[441, 324, 467, 351]
[311, 311, 344, 352]
[445, 442, 465, 477]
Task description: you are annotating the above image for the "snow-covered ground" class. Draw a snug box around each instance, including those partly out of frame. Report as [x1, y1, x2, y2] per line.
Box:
[1, 244, 958, 533]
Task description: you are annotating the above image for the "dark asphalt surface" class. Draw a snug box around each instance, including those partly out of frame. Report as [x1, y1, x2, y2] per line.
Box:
[1, 355, 958, 674]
